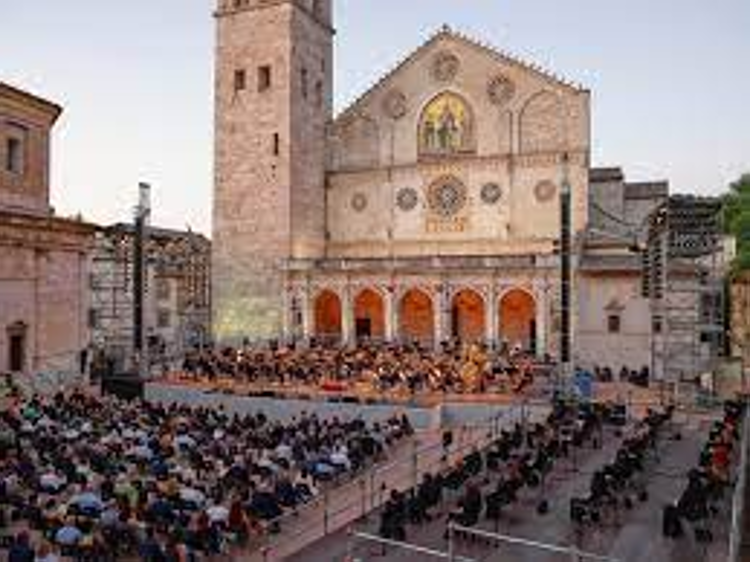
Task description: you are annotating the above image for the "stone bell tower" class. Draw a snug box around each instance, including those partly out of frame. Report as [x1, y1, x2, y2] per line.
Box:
[212, 0, 333, 342]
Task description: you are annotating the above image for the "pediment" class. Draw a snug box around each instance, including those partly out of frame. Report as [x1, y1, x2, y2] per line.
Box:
[333, 25, 586, 131]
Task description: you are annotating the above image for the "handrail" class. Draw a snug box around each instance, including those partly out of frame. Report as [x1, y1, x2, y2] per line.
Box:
[351, 530, 477, 562]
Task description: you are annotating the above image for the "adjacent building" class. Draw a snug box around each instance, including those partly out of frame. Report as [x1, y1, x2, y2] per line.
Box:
[90, 223, 211, 371]
[0, 81, 95, 385]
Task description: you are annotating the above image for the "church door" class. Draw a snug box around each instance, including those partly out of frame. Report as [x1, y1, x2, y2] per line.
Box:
[355, 318, 372, 340]
[8, 332, 25, 372]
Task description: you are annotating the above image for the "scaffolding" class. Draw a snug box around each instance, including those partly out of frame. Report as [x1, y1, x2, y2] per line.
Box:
[644, 195, 725, 384]
[89, 223, 211, 373]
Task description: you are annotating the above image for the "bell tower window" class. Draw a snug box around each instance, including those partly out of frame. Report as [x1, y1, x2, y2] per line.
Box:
[4, 124, 27, 175]
[233, 69, 246, 93]
[301, 67, 309, 100]
[258, 65, 272, 92]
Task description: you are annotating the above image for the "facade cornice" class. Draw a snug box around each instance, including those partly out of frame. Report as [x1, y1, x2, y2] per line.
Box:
[328, 149, 589, 180]
[0, 81, 62, 123]
[0, 211, 96, 252]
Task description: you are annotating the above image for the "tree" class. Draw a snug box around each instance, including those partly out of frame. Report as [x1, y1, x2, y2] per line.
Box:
[723, 173, 750, 273]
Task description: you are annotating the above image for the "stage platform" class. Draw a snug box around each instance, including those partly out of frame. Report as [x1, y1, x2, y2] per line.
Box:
[145, 381, 529, 430]
[145, 376, 667, 430]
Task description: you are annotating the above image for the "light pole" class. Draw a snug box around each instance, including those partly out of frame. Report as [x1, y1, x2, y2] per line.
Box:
[133, 183, 151, 379]
[559, 153, 573, 383]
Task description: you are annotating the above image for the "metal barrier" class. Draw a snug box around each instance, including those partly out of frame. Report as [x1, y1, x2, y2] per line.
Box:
[729, 401, 750, 562]
[347, 530, 476, 562]
[447, 523, 621, 562]
[253, 402, 542, 560]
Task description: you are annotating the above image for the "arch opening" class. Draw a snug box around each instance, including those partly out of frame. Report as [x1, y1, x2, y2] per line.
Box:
[499, 289, 537, 353]
[354, 288, 385, 341]
[399, 289, 435, 345]
[451, 289, 486, 343]
[418, 91, 475, 156]
[314, 290, 342, 342]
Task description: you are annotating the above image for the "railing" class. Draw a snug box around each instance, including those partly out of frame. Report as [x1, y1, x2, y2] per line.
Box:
[447, 523, 622, 562]
[343, 523, 622, 562]
[250, 403, 542, 561]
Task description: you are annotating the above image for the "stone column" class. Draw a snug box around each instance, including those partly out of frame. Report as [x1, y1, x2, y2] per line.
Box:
[281, 287, 291, 343]
[435, 286, 448, 348]
[535, 284, 548, 359]
[342, 285, 354, 346]
[385, 288, 397, 342]
[301, 288, 313, 342]
[486, 286, 498, 347]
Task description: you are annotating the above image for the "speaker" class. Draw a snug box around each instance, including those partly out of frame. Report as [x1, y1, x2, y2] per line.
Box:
[101, 373, 144, 401]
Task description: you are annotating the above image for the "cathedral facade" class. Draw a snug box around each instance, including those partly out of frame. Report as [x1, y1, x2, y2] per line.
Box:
[212, 0, 663, 373]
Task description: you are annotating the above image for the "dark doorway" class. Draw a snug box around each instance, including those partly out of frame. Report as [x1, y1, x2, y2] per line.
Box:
[9, 333, 25, 372]
[356, 318, 372, 340]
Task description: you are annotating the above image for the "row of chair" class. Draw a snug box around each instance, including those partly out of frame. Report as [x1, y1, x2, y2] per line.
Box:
[570, 406, 674, 530]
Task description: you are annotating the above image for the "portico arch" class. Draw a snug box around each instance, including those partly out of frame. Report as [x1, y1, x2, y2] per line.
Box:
[313, 289, 342, 341]
[353, 288, 385, 340]
[399, 288, 435, 344]
[499, 289, 536, 352]
[451, 289, 486, 342]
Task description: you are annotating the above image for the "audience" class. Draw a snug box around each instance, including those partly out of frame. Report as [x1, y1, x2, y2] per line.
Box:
[665, 399, 745, 542]
[0, 388, 412, 559]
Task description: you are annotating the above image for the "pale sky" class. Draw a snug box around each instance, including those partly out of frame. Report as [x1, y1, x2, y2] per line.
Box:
[1, 0, 748, 235]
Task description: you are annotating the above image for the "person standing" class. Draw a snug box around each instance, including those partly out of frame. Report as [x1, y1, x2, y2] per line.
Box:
[8, 532, 34, 562]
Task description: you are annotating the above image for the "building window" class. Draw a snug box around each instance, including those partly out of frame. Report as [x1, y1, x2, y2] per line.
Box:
[258, 65, 272, 92]
[653, 316, 663, 334]
[5, 135, 24, 175]
[6, 322, 26, 373]
[157, 309, 171, 328]
[315, 80, 323, 107]
[234, 69, 246, 92]
[273, 133, 280, 156]
[607, 314, 621, 334]
[88, 309, 99, 329]
[301, 67, 308, 99]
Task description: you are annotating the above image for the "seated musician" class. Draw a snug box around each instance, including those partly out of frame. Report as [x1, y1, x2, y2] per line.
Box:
[449, 483, 483, 527]
[379, 490, 407, 541]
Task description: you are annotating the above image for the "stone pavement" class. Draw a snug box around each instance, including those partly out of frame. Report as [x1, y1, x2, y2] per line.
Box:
[290, 410, 735, 562]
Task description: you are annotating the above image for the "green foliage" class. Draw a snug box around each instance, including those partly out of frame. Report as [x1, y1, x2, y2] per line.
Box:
[723, 173, 750, 273]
